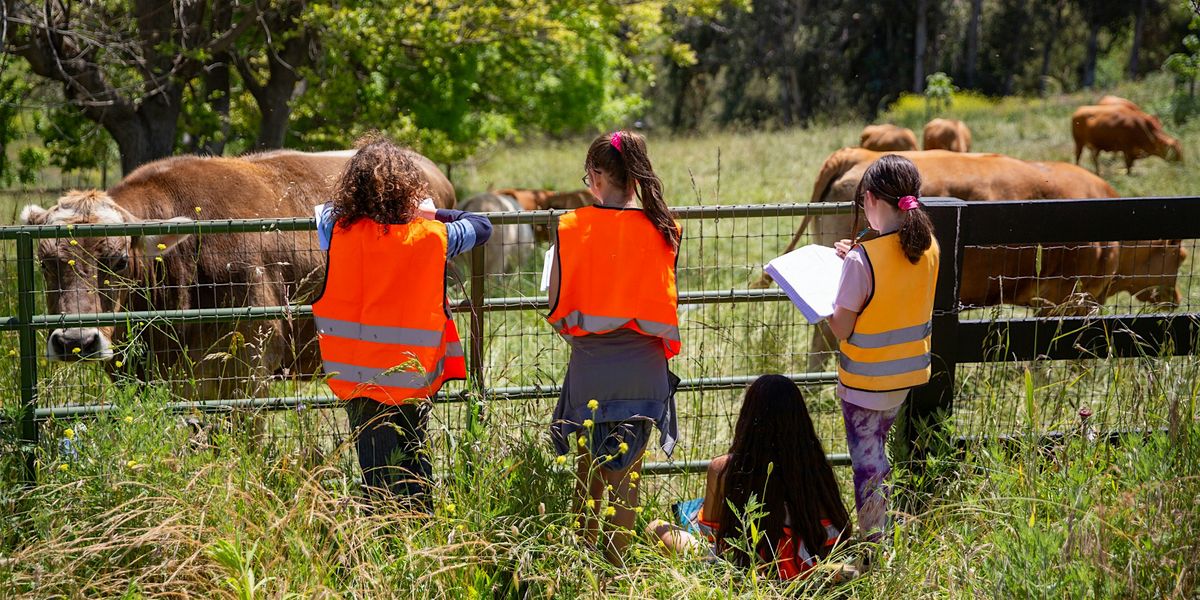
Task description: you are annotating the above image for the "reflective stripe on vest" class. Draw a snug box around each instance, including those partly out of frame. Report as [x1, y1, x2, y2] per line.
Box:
[312, 217, 466, 405]
[548, 311, 682, 343]
[838, 233, 939, 392]
[546, 205, 681, 358]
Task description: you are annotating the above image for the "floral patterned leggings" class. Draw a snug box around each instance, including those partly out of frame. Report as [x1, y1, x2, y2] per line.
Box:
[840, 400, 902, 541]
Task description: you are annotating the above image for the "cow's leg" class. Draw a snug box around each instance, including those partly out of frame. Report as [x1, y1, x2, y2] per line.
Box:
[1124, 152, 1135, 175]
[1074, 140, 1083, 165]
[1090, 148, 1101, 174]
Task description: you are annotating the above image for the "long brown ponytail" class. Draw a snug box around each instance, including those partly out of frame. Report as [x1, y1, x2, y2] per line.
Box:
[856, 154, 934, 263]
[585, 131, 679, 250]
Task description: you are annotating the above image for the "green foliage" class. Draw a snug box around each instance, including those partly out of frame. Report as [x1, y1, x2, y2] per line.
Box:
[924, 72, 957, 118]
[1163, 15, 1200, 124]
[0, 64, 40, 187]
[292, 1, 696, 163]
[34, 107, 115, 174]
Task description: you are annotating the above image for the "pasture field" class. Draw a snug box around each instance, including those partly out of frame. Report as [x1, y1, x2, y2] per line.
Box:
[1, 76, 1199, 597]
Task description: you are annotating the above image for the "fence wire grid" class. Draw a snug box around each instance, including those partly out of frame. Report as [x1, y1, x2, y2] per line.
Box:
[1, 195, 1198, 487]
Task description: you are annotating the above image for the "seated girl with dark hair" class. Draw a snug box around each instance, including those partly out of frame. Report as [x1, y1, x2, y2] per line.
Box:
[648, 374, 855, 581]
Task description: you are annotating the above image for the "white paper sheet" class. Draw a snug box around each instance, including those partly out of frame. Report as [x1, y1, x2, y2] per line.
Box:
[539, 245, 555, 291]
[763, 244, 845, 324]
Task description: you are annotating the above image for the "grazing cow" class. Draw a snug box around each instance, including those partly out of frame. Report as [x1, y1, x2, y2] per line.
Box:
[493, 188, 593, 242]
[859, 124, 918, 152]
[922, 118, 972, 152]
[1072, 105, 1183, 174]
[754, 148, 1184, 369]
[456, 192, 535, 276]
[19, 149, 456, 399]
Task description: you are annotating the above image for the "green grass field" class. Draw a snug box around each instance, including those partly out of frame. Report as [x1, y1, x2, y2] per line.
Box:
[1, 77, 1199, 597]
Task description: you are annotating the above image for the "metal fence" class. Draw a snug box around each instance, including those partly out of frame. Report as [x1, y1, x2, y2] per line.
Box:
[2, 197, 1199, 483]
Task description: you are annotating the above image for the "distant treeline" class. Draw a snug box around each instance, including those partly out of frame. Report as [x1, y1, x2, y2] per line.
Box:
[655, 0, 1195, 130]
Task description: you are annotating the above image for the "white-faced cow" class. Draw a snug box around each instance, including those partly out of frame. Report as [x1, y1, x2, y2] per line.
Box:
[21, 149, 456, 399]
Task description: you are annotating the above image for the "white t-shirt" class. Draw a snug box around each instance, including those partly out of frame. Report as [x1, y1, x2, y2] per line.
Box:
[833, 245, 910, 411]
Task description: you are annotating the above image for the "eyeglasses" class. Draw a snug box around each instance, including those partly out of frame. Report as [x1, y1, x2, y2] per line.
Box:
[582, 169, 594, 187]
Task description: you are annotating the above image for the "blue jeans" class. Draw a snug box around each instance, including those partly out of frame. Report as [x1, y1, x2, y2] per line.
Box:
[345, 398, 432, 508]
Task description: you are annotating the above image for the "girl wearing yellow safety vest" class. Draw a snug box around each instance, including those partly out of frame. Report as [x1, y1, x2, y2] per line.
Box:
[312, 137, 491, 509]
[828, 155, 939, 542]
[547, 130, 681, 563]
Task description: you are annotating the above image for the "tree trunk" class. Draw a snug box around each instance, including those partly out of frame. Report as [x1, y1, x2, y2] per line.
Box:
[1082, 21, 1101, 88]
[110, 91, 183, 174]
[965, 0, 982, 88]
[913, 0, 929, 92]
[1127, 0, 1149, 79]
[1040, 0, 1066, 92]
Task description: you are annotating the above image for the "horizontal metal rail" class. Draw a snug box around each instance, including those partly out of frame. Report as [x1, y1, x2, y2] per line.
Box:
[0, 202, 856, 239]
[0, 288, 793, 330]
[26, 372, 840, 420]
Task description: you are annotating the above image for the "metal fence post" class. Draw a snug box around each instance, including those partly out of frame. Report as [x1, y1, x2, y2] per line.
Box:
[905, 197, 966, 460]
[15, 232, 40, 483]
[466, 244, 487, 433]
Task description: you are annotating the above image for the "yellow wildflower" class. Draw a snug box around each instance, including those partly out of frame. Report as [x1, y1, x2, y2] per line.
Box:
[155, 256, 164, 262]
[629, 471, 640, 482]
[587, 399, 598, 411]
[69, 239, 78, 246]
[555, 455, 567, 465]
[582, 419, 593, 429]
[63, 428, 75, 440]
[634, 507, 644, 515]
[126, 460, 137, 469]
[114, 360, 123, 368]
[67, 259, 75, 267]
[585, 499, 595, 509]
[71, 347, 81, 354]
[124, 416, 133, 424]
[603, 506, 616, 517]
[602, 454, 612, 463]
[618, 442, 629, 454]
[156, 243, 167, 251]
[194, 206, 202, 214]
[444, 503, 456, 515]
[103, 280, 110, 285]
[577, 436, 586, 448]
[7, 349, 16, 357]
[58, 463, 68, 472]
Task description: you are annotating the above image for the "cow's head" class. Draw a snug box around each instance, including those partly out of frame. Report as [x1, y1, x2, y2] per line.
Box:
[20, 191, 192, 361]
[1155, 131, 1184, 163]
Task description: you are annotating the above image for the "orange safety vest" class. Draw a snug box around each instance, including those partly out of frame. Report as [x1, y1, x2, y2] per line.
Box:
[312, 217, 466, 404]
[838, 233, 939, 392]
[546, 205, 681, 358]
[697, 510, 843, 580]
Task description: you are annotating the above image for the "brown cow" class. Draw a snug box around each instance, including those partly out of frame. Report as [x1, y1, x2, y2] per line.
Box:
[859, 124, 918, 152]
[1097, 95, 1141, 111]
[19, 149, 455, 399]
[754, 148, 1184, 369]
[922, 118, 972, 152]
[493, 188, 593, 242]
[1072, 105, 1183, 174]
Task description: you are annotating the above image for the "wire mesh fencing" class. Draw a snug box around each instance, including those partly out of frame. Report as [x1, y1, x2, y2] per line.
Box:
[2, 196, 1200, 486]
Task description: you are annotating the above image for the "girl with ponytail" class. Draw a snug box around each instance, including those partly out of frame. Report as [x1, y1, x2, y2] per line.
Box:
[827, 154, 939, 543]
[546, 130, 682, 564]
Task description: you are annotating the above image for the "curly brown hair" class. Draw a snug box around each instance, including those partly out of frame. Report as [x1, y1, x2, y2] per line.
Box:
[328, 134, 430, 231]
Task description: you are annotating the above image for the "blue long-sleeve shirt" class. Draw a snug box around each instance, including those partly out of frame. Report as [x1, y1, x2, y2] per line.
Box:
[315, 203, 492, 258]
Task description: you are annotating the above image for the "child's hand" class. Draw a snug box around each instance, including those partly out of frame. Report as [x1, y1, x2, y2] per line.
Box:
[834, 238, 853, 258]
[416, 198, 438, 220]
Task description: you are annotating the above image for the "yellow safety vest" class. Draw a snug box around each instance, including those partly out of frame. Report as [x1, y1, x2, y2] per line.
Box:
[838, 233, 939, 392]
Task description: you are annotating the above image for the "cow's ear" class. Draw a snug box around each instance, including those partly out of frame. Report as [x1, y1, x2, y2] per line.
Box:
[141, 216, 193, 257]
[20, 204, 49, 225]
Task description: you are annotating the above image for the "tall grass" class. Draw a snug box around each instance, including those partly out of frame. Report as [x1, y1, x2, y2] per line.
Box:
[1, 77, 1199, 597]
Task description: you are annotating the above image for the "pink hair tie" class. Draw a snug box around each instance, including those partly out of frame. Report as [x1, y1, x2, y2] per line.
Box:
[610, 131, 622, 153]
[898, 195, 920, 211]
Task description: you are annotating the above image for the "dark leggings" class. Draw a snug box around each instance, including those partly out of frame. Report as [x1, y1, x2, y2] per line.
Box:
[345, 398, 432, 507]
